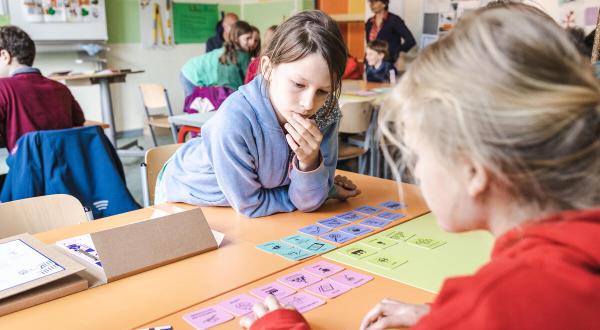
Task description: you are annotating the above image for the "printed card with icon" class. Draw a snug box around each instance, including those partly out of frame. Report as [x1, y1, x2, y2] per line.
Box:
[305, 279, 351, 299]
[250, 282, 295, 300]
[341, 224, 373, 237]
[303, 261, 345, 277]
[360, 218, 392, 228]
[330, 269, 373, 288]
[363, 236, 398, 249]
[182, 306, 233, 330]
[298, 224, 330, 236]
[280, 292, 326, 313]
[367, 255, 408, 270]
[318, 217, 349, 228]
[379, 201, 406, 210]
[353, 205, 382, 215]
[375, 211, 406, 221]
[256, 241, 294, 255]
[277, 271, 321, 289]
[217, 294, 259, 316]
[334, 211, 366, 222]
[320, 231, 355, 244]
[339, 244, 378, 260]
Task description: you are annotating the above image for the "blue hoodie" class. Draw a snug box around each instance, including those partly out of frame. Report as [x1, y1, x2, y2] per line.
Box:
[158, 76, 339, 217]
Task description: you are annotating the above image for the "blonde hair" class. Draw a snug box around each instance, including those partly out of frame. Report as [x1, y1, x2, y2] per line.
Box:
[383, 3, 600, 212]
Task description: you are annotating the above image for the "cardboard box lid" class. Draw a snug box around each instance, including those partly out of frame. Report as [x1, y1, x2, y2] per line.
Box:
[0, 233, 85, 300]
[90, 208, 217, 281]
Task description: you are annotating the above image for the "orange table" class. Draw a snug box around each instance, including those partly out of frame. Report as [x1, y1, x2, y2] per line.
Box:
[0, 171, 428, 330]
[137, 257, 436, 330]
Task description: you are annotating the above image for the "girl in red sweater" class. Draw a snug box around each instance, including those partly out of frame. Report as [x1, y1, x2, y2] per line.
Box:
[242, 2, 600, 330]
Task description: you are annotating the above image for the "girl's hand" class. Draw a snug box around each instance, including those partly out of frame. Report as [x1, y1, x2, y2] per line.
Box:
[285, 113, 323, 172]
[359, 298, 430, 330]
[240, 295, 296, 329]
[332, 175, 361, 200]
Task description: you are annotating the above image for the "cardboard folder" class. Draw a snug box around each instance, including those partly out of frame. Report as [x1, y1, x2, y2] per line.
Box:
[55, 208, 218, 287]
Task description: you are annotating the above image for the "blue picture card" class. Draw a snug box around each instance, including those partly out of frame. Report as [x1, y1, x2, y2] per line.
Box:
[375, 211, 406, 222]
[353, 205, 383, 215]
[283, 234, 317, 249]
[360, 218, 392, 228]
[277, 246, 316, 261]
[301, 240, 336, 254]
[335, 211, 366, 222]
[256, 240, 294, 255]
[320, 231, 355, 244]
[318, 217, 349, 228]
[298, 224, 331, 236]
[341, 224, 374, 237]
[379, 201, 406, 210]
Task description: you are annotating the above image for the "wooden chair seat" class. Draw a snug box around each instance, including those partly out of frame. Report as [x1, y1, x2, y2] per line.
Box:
[338, 143, 368, 160]
[148, 115, 172, 128]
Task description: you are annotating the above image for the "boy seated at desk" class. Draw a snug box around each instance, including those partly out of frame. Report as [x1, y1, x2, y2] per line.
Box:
[365, 40, 396, 83]
[0, 25, 85, 153]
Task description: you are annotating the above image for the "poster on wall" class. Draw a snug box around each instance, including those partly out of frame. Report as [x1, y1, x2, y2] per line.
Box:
[20, 0, 101, 23]
[139, 0, 175, 49]
[558, 0, 600, 30]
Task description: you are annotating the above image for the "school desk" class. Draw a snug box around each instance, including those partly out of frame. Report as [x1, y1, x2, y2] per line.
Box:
[83, 120, 110, 129]
[136, 256, 437, 330]
[0, 171, 426, 330]
[49, 70, 144, 147]
[168, 112, 217, 143]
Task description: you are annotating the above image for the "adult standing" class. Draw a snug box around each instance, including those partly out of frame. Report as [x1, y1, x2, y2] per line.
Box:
[365, 0, 416, 64]
[206, 12, 239, 53]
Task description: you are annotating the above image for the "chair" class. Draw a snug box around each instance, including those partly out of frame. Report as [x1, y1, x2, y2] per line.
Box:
[140, 143, 183, 207]
[138, 83, 178, 146]
[337, 101, 374, 174]
[0, 194, 90, 239]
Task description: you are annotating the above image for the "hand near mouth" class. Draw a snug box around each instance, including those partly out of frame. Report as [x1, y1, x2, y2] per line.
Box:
[284, 113, 322, 171]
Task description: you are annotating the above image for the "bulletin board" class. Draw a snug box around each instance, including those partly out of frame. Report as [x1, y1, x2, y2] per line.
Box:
[172, 2, 218, 44]
[139, 0, 175, 48]
[7, 0, 108, 42]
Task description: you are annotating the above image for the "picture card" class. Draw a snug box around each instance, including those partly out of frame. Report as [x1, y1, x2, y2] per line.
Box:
[256, 241, 294, 255]
[305, 279, 351, 299]
[363, 236, 398, 249]
[407, 236, 447, 249]
[250, 282, 296, 300]
[330, 269, 373, 288]
[339, 244, 378, 260]
[280, 292, 326, 313]
[303, 261, 345, 277]
[320, 231, 355, 244]
[381, 230, 415, 241]
[353, 205, 383, 215]
[375, 211, 406, 222]
[217, 293, 259, 316]
[367, 255, 408, 270]
[298, 224, 330, 236]
[334, 211, 366, 222]
[182, 306, 233, 330]
[341, 224, 373, 237]
[379, 201, 406, 210]
[276, 246, 316, 261]
[360, 218, 392, 228]
[277, 271, 321, 289]
[318, 217, 349, 229]
[282, 234, 335, 254]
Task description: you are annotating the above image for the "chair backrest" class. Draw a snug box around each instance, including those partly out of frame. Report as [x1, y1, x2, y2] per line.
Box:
[139, 83, 168, 109]
[0, 194, 88, 239]
[144, 143, 183, 204]
[338, 101, 373, 134]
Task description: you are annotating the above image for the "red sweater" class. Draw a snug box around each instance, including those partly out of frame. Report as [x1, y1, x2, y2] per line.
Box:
[251, 209, 600, 329]
[0, 69, 85, 151]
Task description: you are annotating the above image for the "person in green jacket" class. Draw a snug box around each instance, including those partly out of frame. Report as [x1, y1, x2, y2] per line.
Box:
[180, 21, 254, 96]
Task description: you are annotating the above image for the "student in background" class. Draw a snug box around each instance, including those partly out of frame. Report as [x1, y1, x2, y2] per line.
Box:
[157, 11, 361, 217]
[366, 0, 415, 64]
[206, 12, 239, 53]
[365, 40, 395, 83]
[180, 21, 253, 96]
[245, 25, 277, 84]
[248, 26, 261, 58]
[243, 3, 600, 329]
[0, 25, 85, 153]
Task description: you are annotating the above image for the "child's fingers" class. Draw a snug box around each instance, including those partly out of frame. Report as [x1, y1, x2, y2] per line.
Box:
[284, 123, 303, 144]
[239, 316, 253, 329]
[286, 134, 299, 152]
[264, 294, 282, 311]
[285, 122, 320, 150]
[288, 114, 322, 143]
[252, 302, 269, 318]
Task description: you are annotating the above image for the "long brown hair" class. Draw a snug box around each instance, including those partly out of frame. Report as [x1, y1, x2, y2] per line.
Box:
[219, 20, 252, 65]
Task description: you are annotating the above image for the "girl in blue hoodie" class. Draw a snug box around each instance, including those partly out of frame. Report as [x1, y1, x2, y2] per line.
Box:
[156, 10, 361, 217]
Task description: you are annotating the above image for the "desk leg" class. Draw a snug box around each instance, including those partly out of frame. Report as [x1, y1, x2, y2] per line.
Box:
[99, 78, 117, 146]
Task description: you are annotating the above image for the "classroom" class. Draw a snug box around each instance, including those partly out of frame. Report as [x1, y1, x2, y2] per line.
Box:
[0, 0, 598, 329]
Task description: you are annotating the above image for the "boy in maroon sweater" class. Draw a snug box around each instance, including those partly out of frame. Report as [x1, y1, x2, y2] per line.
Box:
[242, 3, 600, 330]
[0, 25, 85, 153]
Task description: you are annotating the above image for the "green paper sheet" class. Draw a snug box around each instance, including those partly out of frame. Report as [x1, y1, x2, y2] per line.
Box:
[325, 213, 494, 293]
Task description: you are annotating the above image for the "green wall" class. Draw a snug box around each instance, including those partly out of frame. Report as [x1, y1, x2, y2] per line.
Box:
[106, 0, 141, 43]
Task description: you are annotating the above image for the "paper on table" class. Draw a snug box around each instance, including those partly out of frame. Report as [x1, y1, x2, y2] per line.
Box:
[55, 234, 103, 269]
[0, 240, 64, 292]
